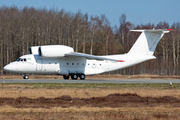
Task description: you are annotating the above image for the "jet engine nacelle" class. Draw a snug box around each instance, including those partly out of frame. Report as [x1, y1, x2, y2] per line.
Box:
[39, 45, 74, 57]
[29, 46, 40, 54]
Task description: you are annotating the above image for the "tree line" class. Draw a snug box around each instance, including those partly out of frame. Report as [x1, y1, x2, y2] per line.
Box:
[0, 6, 180, 76]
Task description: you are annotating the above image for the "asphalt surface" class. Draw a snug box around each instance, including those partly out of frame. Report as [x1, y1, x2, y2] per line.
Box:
[0, 79, 180, 83]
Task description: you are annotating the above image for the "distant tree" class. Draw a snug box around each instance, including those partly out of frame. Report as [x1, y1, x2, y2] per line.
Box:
[171, 22, 180, 75]
[90, 16, 98, 55]
[119, 14, 126, 52]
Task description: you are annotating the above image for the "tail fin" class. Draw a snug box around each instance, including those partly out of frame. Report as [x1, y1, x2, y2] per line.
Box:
[128, 29, 173, 56]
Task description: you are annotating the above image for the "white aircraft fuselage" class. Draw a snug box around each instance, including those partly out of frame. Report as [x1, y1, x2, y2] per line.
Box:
[3, 29, 173, 80]
[4, 54, 155, 75]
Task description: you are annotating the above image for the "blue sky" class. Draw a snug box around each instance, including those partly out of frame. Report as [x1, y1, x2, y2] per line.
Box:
[1, 0, 180, 27]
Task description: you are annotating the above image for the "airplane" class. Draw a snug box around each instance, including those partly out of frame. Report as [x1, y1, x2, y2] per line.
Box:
[3, 29, 173, 80]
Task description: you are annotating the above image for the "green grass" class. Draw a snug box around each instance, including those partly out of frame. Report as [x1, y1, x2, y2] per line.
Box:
[1, 83, 180, 89]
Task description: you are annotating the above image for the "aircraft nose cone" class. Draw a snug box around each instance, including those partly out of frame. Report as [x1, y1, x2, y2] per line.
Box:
[3, 64, 14, 72]
[4, 64, 10, 71]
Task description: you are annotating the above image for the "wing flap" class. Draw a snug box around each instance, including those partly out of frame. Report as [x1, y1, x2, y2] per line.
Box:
[65, 52, 117, 61]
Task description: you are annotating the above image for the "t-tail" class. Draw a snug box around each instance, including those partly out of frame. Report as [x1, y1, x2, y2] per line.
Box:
[128, 29, 174, 56]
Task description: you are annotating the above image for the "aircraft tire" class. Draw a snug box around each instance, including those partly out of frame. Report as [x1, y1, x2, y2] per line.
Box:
[23, 75, 29, 79]
[79, 74, 85, 80]
[71, 74, 78, 80]
[63, 75, 69, 79]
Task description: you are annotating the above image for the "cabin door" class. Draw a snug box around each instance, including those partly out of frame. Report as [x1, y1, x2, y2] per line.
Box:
[36, 59, 43, 71]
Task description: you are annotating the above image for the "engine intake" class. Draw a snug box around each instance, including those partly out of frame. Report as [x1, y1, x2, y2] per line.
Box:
[29, 46, 40, 54]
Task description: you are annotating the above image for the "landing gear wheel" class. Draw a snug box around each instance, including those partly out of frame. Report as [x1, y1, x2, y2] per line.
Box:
[79, 74, 85, 80]
[71, 74, 78, 80]
[63, 75, 69, 79]
[23, 75, 29, 79]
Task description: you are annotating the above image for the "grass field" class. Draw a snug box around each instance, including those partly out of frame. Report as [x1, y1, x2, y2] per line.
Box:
[1, 83, 180, 98]
[0, 82, 180, 120]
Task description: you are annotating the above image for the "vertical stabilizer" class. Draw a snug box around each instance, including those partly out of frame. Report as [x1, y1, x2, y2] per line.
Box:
[128, 29, 173, 56]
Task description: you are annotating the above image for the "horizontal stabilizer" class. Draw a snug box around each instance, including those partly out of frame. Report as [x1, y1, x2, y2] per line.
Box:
[130, 29, 174, 33]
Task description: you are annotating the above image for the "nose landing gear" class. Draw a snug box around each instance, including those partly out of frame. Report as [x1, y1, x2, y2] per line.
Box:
[23, 75, 29, 79]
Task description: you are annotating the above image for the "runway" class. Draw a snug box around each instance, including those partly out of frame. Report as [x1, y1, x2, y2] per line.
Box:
[0, 79, 180, 83]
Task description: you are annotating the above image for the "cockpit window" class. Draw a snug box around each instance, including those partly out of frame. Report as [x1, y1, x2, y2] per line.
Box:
[16, 58, 21, 61]
[16, 58, 27, 62]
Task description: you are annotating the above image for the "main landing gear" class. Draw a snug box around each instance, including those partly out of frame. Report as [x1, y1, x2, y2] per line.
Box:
[63, 74, 86, 80]
[23, 74, 29, 79]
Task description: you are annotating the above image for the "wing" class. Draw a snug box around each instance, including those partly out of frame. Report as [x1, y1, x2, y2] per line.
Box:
[65, 52, 117, 61]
